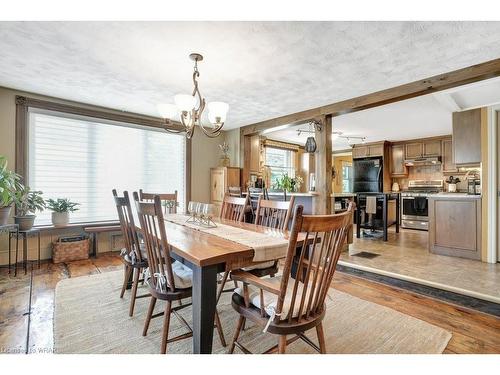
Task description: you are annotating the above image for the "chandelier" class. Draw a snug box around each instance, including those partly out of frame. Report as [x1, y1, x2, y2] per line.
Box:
[157, 53, 228, 139]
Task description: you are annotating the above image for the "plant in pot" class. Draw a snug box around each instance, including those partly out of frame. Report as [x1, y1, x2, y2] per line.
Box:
[0, 156, 23, 225]
[46, 198, 80, 227]
[14, 186, 45, 231]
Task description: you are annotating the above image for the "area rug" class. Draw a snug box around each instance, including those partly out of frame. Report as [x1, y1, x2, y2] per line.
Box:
[54, 270, 451, 354]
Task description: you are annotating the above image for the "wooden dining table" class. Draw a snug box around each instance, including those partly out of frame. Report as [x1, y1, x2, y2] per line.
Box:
[159, 216, 300, 354]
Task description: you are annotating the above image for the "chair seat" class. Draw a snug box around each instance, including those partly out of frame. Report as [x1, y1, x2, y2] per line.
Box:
[234, 275, 314, 319]
[241, 260, 276, 271]
[144, 260, 193, 290]
[120, 242, 148, 265]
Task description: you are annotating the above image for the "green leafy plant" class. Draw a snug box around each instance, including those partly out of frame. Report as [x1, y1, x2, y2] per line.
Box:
[46, 198, 80, 213]
[14, 186, 45, 216]
[272, 173, 304, 192]
[0, 156, 23, 208]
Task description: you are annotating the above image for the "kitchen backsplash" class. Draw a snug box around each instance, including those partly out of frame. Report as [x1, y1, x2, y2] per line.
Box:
[393, 165, 469, 191]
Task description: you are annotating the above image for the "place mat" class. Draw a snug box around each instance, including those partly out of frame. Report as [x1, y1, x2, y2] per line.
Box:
[163, 214, 289, 262]
[54, 270, 452, 354]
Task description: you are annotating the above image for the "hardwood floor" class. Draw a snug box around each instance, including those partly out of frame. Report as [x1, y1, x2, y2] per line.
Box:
[0, 252, 498, 354]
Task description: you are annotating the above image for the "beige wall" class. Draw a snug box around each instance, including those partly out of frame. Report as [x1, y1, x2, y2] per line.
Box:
[0, 86, 224, 265]
[191, 130, 224, 202]
[224, 128, 241, 167]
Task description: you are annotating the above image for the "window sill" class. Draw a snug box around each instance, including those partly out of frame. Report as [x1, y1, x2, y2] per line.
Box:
[34, 220, 120, 232]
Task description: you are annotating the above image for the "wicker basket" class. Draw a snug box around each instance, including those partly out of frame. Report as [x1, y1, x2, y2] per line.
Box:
[52, 237, 90, 263]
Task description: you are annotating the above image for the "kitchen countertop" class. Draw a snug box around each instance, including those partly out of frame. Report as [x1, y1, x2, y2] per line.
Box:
[429, 192, 482, 199]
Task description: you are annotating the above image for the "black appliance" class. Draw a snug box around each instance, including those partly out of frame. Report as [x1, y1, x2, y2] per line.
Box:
[353, 157, 383, 193]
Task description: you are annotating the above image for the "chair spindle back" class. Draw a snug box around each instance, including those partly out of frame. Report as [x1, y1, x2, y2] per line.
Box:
[139, 189, 178, 214]
[254, 195, 295, 230]
[220, 194, 249, 222]
[133, 193, 176, 292]
[112, 189, 144, 264]
[277, 202, 354, 324]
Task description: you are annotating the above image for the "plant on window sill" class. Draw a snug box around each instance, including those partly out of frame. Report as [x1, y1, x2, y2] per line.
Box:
[46, 198, 80, 227]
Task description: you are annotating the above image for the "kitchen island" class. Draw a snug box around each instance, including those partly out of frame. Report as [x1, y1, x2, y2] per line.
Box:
[428, 193, 482, 260]
[355, 192, 400, 241]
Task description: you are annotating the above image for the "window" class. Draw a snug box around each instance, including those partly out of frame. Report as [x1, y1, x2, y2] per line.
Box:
[342, 161, 353, 193]
[28, 109, 186, 225]
[265, 147, 295, 186]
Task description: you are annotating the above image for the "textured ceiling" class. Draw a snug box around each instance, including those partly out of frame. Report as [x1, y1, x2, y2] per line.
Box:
[1, 21, 500, 129]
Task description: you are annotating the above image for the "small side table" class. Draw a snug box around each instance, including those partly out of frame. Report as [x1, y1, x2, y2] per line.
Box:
[0, 224, 19, 274]
[9, 228, 41, 276]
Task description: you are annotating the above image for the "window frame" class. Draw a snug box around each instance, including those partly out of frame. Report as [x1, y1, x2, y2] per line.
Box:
[264, 146, 297, 186]
[15, 96, 191, 225]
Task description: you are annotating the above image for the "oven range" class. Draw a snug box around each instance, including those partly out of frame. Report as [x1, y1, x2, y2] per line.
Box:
[401, 180, 443, 231]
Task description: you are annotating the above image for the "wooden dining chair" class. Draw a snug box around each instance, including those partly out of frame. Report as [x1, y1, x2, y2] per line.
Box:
[139, 189, 178, 214]
[242, 194, 296, 276]
[247, 187, 263, 220]
[112, 189, 149, 317]
[228, 186, 242, 197]
[133, 193, 226, 353]
[219, 194, 249, 222]
[227, 202, 355, 354]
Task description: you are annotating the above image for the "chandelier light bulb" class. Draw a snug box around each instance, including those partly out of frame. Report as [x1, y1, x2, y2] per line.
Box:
[208, 101, 229, 124]
[174, 94, 196, 112]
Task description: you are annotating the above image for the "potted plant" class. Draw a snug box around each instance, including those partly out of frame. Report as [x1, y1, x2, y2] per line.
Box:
[272, 173, 304, 193]
[0, 156, 22, 225]
[46, 198, 80, 227]
[14, 186, 45, 231]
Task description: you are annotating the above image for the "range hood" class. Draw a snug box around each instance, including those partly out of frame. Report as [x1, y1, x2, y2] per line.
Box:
[404, 156, 442, 166]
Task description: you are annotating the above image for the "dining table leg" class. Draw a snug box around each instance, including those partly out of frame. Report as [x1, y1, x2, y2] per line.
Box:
[192, 263, 218, 354]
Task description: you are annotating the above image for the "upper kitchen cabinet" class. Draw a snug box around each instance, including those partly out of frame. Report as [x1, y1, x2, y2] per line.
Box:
[452, 108, 482, 166]
[423, 140, 442, 156]
[390, 144, 407, 177]
[405, 139, 441, 159]
[352, 141, 385, 159]
[405, 142, 423, 159]
[442, 138, 457, 173]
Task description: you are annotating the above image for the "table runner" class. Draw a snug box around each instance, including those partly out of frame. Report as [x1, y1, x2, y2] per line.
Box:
[163, 214, 289, 262]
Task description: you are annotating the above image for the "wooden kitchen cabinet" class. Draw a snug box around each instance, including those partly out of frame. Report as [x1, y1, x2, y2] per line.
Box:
[352, 142, 384, 159]
[405, 140, 441, 158]
[453, 108, 482, 166]
[423, 140, 442, 156]
[210, 167, 241, 208]
[428, 196, 481, 260]
[352, 146, 368, 159]
[368, 144, 384, 157]
[442, 138, 457, 173]
[390, 144, 407, 177]
[405, 142, 423, 159]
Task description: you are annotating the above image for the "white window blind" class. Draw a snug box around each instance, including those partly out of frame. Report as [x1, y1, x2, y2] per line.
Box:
[28, 109, 186, 225]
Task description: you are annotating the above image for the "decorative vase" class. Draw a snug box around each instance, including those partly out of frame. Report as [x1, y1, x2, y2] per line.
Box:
[52, 212, 69, 227]
[0, 206, 11, 225]
[14, 214, 36, 231]
[219, 156, 230, 167]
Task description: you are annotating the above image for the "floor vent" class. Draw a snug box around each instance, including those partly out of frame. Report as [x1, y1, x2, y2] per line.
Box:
[351, 251, 381, 259]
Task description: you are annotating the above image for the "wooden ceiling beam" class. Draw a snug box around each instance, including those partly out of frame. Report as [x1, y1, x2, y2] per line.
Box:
[240, 57, 500, 136]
